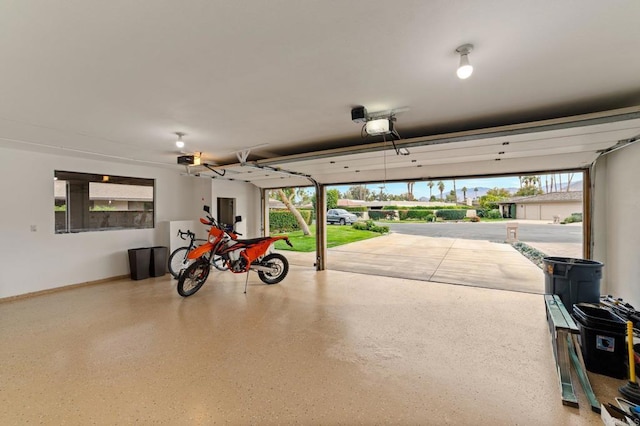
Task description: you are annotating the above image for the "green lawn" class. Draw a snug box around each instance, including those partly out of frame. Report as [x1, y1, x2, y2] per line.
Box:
[273, 224, 383, 252]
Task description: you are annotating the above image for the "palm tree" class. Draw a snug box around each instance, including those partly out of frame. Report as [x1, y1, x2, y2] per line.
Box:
[407, 181, 415, 200]
[566, 173, 574, 192]
[474, 187, 478, 199]
[462, 186, 468, 201]
[438, 181, 445, 201]
[277, 188, 310, 235]
[427, 181, 434, 198]
[452, 179, 457, 202]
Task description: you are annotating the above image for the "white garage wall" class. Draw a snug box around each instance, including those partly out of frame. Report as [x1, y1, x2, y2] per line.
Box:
[593, 141, 640, 306]
[210, 180, 262, 238]
[0, 147, 207, 298]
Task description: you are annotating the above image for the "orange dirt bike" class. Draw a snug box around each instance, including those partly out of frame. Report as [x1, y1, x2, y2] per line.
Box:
[177, 206, 293, 297]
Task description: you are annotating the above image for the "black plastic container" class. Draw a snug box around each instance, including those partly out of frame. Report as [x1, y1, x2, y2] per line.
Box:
[543, 257, 603, 312]
[573, 303, 627, 379]
[128, 248, 151, 280]
[149, 246, 168, 277]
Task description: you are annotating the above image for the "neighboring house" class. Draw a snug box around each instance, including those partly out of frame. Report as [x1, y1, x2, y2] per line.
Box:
[268, 198, 286, 209]
[54, 180, 153, 210]
[498, 191, 582, 220]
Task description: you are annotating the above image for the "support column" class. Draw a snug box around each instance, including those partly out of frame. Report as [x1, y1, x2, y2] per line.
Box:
[583, 168, 591, 259]
[315, 183, 326, 271]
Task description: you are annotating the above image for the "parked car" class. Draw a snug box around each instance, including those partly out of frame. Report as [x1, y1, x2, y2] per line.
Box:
[327, 209, 358, 225]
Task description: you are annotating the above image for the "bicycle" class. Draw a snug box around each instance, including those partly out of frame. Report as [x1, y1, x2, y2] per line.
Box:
[168, 229, 227, 279]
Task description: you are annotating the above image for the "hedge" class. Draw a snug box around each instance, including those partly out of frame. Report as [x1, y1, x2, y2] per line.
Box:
[368, 210, 395, 220]
[434, 209, 467, 220]
[298, 208, 314, 223]
[399, 210, 434, 220]
[269, 210, 312, 232]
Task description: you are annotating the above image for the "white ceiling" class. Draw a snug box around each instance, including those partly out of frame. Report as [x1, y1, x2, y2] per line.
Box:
[1, 1, 640, 187]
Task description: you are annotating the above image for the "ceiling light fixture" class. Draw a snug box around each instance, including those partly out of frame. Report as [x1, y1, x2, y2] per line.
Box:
[455, 44, 474, 79]
[175, 132, 185, 149]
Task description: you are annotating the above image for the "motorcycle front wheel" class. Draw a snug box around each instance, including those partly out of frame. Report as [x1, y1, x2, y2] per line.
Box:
[257, 253, 289, 285]
[177, 258, 211, 297]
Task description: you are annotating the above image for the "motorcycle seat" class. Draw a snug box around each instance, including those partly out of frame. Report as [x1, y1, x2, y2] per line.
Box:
[235, 237, 273, 245]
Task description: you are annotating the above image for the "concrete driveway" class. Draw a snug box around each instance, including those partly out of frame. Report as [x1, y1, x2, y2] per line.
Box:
[282, 232, 544, 294]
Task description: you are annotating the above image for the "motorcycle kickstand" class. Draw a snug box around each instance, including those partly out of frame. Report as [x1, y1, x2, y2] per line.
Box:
[244, 271, 250, 294]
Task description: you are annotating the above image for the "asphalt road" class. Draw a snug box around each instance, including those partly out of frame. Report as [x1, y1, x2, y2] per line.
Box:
[380, 221, 583, 243]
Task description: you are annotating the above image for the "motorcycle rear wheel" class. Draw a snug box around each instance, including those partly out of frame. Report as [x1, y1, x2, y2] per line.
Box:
[177, 259, 211, 297]
[257, 253, 289, 285]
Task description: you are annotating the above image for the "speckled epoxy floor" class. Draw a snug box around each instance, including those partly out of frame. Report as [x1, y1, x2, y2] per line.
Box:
[0, 267, 622, 424]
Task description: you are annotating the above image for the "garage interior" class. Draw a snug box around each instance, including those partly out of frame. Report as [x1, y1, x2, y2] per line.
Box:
[2, 1, 640, 424]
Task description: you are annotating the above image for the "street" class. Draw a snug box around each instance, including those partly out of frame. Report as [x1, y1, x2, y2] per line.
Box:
[380, 221, 582, 244]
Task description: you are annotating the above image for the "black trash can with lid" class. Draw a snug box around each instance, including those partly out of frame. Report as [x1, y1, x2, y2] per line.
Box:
[573, 303, 627, 379]
[149, 246, 168, 277]
[128, 247, 151, 280]
[543, 257, 603, 312]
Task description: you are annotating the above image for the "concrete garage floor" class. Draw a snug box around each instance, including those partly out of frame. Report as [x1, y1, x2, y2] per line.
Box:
[286, 233, 545, 294]
[0, 268, 622, 425]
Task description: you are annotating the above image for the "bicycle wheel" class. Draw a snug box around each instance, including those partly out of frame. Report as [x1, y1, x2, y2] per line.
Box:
[257, 253, 289, 285]
[177, 259, 210, 297]
[168, 246, 191, 279]
[211, 254, 228, 271]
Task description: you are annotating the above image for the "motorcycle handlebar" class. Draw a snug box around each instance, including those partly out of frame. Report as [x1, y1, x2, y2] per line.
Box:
[177, 229, 195, 240]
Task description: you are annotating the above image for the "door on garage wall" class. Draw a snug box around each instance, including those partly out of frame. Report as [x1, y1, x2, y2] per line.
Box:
[217, 198, 235, 227]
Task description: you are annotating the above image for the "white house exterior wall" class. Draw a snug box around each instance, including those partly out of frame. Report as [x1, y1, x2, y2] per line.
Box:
[517, 201, 581, 220]
[540, 203, 581, 221]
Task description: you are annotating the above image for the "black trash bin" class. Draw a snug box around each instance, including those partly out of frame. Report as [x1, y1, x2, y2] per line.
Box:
[128, 247, 151, 280]
[150, 246, 168, 277]
[543, 257, 603, 312]
[573, 303, 627, 379]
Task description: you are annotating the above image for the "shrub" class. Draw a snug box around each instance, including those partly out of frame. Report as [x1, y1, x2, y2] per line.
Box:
[470, 216, 480, 222]
[352, 221, 369, 230]
[487, 209, 502, 219]
[475, 209, 486, 218]
[353, 220, 388, 234]
[343, 206, 367, 212]
[269, 210, 312, 232]
[368, 210, 396, 220]
[425, 213, 435, 222]
[435, 210, 467, 220]
[563, 213, 582, 224]
[398, 210, 433, 220]
[406, 210, 433, 220]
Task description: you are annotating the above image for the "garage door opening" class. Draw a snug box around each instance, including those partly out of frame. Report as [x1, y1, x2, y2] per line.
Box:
[320, 172, 585, 293]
